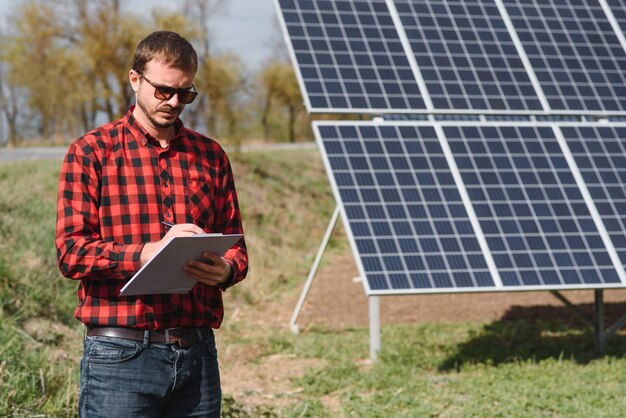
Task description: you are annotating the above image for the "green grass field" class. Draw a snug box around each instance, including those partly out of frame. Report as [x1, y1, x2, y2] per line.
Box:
[2, 150, 626, 417]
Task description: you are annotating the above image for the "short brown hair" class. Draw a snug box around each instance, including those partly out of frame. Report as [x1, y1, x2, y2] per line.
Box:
[132, 31, 198, 75]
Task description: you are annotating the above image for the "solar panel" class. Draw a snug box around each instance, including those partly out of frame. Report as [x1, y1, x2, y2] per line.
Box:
[316, 122, 495, 293]
[560, 125, 626, 268]
[394, 0, 543, 112]
[444, 124, 621, 288]
[315, 121, 626, 295]
[504, 0, 626, 112]
[274, 0, 426, 112]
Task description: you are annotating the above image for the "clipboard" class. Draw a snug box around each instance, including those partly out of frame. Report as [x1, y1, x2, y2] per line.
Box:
[119, 233, 243, 296]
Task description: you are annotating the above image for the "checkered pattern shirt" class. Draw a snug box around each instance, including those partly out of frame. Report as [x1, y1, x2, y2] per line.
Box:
[56, 107, 248, 329]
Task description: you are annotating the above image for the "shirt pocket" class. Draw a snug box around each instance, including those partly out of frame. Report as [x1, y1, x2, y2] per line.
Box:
[188, 178, 216, 229]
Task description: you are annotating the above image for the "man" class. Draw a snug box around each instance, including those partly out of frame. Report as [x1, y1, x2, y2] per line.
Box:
[55, 31, 248, 417]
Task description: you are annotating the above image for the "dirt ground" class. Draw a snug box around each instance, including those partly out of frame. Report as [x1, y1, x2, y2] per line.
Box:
[219, 249, 626, 412]
[297, 251, 626, 328]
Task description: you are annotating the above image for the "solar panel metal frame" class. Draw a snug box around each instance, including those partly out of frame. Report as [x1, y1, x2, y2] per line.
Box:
[315, 120, 626, 296]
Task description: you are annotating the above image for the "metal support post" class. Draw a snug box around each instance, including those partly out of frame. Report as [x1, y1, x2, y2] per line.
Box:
[369, 296, 381, 361]
[289, 206, 341, 334]
[594, 289, 605, 354]
[552, 289, 626, 354]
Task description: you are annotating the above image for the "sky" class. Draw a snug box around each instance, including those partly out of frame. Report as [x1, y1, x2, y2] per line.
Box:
[1, 0, 282, 70]
[132, 0, 281, 68]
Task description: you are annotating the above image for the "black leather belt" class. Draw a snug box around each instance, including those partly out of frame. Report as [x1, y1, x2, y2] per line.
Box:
[86, 327, 211, 348]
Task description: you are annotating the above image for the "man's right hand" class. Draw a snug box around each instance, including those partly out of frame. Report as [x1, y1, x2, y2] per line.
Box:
[139, 223, 205, 265]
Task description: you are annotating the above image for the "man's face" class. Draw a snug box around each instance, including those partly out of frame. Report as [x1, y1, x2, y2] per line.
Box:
[130, 60, 195, 132]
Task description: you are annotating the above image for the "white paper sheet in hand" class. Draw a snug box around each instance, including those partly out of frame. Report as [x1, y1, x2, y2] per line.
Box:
[120, 233, 243, 296]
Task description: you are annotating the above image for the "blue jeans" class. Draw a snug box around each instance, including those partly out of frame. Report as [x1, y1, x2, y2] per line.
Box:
[78, 331, 221, 417]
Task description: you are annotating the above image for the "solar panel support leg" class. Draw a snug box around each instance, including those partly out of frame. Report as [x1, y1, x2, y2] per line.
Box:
[594, 290, 605, 354]
[550, 291, 595, 329]
[289, 206, 341, 334]
[591, 290, 626, 354]
[369, 296, 380, 361]
[551, 290, 626, 355]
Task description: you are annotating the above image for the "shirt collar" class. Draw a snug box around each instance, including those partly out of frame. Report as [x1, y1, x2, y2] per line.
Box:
[124, 106, 185, 147]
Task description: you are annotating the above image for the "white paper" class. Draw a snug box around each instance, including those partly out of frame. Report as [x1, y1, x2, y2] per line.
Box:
[119, 233, 243, 296]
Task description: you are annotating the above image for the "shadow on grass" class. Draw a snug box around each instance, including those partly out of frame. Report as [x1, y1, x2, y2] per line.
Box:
[439, 301, 626, 371]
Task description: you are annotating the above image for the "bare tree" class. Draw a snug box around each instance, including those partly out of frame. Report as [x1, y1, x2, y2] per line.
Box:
[265, 14, 291, 63]
[73, 0, 146, 122]
[3, 1, 68, 140]
[258, 60, 307, 142]
[172, 0, 225, 131]
[196, 53, 248, 148]
[182, 0, 226, 56]
[0, 59, 21, 146]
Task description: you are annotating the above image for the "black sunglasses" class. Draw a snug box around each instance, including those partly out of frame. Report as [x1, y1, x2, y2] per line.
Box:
[139, 74, 198, 104]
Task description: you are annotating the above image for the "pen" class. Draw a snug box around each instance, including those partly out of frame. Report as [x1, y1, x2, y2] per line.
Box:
[161, 221, 175, 228]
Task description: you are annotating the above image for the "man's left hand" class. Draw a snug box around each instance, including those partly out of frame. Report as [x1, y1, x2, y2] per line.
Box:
[183, 252, 232, 286]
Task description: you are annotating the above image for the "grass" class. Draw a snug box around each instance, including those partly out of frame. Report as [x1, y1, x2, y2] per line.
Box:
[0, 160, 80, 416]
[2, 150, 626, 417]
[256, 321, 626, 417]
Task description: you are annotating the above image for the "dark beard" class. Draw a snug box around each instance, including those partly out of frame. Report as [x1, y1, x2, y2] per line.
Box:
[138, 101, 180, 129]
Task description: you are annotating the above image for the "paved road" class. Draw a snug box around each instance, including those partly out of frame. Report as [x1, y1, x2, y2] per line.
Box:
[0, 146, 68, 162]
[0, 142, 317, 162]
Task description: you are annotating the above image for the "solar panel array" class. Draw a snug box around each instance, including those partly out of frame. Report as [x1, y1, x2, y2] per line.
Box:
[316, 121, 626, 294]
[275, 0, 626, 295]
[275, 0, 626, 115]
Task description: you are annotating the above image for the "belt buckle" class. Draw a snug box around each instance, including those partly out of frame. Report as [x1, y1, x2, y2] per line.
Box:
[164, 328, 193, 348]
[164, 328, 179, 344]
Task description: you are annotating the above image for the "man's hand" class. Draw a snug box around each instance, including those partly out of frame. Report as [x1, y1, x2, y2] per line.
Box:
[183, 252, 232, 286]
[140, 223, 205, 265]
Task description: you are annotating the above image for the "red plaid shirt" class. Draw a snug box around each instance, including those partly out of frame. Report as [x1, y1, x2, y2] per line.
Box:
[55, 107, 248, 330]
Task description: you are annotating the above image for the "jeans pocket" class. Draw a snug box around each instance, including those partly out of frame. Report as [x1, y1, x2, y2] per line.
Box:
[203, 332, 218, 358]
[86, 337, 143, 365]
[204, 342, 217, 357]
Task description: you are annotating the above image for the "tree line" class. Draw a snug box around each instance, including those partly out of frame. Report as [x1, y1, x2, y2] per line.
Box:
[0, 0, 312, 148]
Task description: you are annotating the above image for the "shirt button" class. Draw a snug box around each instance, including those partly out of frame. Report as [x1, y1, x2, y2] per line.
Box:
[141, 138, 147, 145]
[163, 182, 169, 188]
[166, 212, 172, 218]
